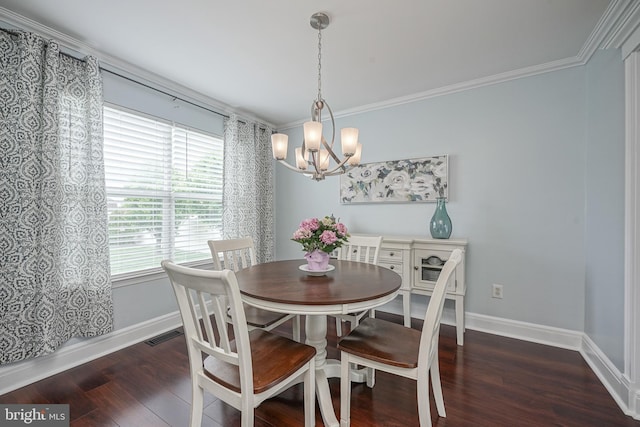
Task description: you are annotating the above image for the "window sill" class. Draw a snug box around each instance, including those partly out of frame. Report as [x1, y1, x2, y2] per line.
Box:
[111, 260, 214, 289]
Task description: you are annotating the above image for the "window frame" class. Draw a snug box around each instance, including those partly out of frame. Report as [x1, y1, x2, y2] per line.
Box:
[103, 103, 222, 287]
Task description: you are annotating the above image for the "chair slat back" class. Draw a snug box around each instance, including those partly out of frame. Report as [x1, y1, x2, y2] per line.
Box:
[337, 235, 383, 265]
[208, 238, 257, 272]
[161, 261, 253, 386]
[418, 249, 463, 369]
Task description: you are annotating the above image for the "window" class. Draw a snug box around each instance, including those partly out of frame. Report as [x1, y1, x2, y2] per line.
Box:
[103, 105, 223, 277]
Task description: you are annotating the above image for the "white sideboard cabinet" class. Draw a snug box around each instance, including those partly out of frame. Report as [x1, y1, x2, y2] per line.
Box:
[353, 234, 467, 345]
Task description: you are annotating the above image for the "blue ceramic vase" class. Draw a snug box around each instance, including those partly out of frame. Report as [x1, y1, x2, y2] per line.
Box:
[430, 197, 452, 239]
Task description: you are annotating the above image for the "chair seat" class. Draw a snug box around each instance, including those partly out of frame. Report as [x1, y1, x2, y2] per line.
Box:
[204, 329, 316, 394]
[337, 317, 421, 369]
[228, 303, 290, 329]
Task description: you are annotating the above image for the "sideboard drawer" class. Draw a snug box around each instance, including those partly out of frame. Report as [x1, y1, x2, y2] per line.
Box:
[379, 248, 403, 261]
[379, 244, 410, 289]
[378, 260, 403, 277]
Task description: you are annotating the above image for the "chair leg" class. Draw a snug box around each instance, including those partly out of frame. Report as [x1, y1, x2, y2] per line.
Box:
[430, 359, 446, 417]
[416, 375, 432, 427]
[340, 353, 352, 427]
[241, 406, 254, 427]
[366, 367, 376, 388]
[293, 315, 301, 342]
[336, 317, 343, 337]
[304, 360, 316, 427]
[190, 384, 204, 427]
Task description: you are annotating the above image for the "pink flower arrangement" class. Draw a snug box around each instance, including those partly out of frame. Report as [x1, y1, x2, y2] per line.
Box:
[292, 215, 350, 254]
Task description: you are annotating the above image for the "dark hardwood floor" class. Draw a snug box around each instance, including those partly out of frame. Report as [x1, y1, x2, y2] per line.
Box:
[2, 312, 638, 427]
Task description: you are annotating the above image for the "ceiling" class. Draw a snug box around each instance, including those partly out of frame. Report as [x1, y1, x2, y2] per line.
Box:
[0, 0, 614, 127]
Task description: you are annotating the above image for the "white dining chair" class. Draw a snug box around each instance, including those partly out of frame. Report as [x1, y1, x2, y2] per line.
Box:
[208, 238, 301, 342]
[337, 248, 463, 427]
[333, 235, 383, 337]
[161, 261, 316, 427]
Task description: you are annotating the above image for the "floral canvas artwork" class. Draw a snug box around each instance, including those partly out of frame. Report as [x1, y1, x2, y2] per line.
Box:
[340, 155, 448, 203]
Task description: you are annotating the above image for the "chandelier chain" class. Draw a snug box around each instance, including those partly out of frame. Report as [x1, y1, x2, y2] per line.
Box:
[317, 26, 322, 102]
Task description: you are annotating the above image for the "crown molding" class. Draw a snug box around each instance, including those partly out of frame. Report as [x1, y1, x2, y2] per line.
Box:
[577, 0, 632, 61]
[277, 55, 582, 131]
[0, 7, 275, 128]
[600, 0, 640, 56]
[277, 0, 636, 131]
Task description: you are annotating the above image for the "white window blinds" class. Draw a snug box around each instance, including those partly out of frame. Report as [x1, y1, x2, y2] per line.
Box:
[103, 106, 223, 277]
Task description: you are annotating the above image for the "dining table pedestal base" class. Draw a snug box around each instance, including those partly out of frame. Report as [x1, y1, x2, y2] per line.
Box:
[306, 314, 371, 427]
[322, 360, 368, 383]
[306, 314, 340, 427]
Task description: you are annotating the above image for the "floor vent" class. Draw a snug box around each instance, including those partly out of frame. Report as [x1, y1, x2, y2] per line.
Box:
[145, 330, 183, 346]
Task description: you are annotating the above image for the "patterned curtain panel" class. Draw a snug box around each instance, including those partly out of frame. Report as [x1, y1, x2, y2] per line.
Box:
[222, 114, 275, 263]
[0, 31, 113, 364]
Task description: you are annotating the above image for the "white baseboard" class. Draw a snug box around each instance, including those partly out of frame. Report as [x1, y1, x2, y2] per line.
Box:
[465, 312, 583, 350]
[380, 300, 583, 349]
[465, 311, 638, 419]
[0, 310, 183, 395]
[380, 302, 637, 420]
[581, 334, 639, 419]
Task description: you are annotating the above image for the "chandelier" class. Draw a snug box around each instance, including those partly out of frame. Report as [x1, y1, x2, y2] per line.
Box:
[271, 12, 362, 181]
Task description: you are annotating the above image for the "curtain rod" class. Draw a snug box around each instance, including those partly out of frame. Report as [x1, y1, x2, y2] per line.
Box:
[99, 67, 229, 120]
[0, 26, 236, 122]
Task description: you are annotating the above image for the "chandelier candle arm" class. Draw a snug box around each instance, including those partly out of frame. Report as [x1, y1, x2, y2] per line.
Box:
[270, 11, 362, 181]
[323, 154, 356, 176]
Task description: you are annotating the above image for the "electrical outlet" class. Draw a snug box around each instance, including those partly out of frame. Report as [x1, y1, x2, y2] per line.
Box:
[492, 284, 503, 299]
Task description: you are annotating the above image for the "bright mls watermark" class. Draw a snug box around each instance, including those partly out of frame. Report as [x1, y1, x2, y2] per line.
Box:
[1, 404, 69, 426]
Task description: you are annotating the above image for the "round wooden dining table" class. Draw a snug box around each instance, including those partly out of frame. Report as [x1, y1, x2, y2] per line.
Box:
[235, 259, 402, 427]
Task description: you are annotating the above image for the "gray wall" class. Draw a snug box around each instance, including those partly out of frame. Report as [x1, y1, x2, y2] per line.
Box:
[275, 50, 625, 368]
[585, 49, 625, 369]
